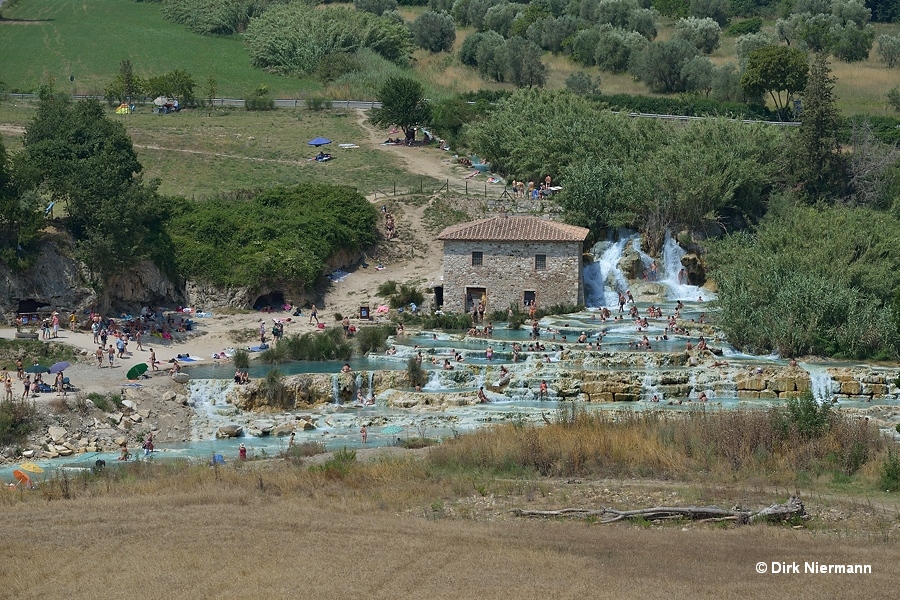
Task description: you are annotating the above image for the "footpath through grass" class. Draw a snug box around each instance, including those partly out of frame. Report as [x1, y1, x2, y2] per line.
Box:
[0, 0, 319, 97]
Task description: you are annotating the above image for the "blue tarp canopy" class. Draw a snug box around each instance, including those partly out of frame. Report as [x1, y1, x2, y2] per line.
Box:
[308, 137, 331, 146]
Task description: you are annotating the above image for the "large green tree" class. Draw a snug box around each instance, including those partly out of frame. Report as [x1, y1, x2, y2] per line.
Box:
[740, 45, 808, 120]
[18, 89, 168, 282]
[794, 52, 846, 201]
[371, 77, 431, 138]
[0, 139, 42, 269]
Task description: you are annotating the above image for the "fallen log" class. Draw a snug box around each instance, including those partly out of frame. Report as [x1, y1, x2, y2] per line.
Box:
[511, 496, 807, 526]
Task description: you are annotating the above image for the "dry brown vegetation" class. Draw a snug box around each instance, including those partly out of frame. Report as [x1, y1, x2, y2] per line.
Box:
[1, 452, 898, 599]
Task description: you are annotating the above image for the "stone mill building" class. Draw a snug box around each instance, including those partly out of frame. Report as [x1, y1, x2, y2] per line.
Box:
[436, 214, 590, 314]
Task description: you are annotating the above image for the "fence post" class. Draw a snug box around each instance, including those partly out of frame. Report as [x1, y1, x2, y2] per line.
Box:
[446, 179, 449, 194]
[484, 184, 487, 197]
[465, 181, 468, 196]
[420, 178, 423, 194]
[393, 182, 396, 196]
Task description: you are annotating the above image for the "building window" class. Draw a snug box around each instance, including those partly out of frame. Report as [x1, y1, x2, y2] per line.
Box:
[535, 254, 547, 270]
[524, 291, 536, 306]
[472, 251, 483, 266]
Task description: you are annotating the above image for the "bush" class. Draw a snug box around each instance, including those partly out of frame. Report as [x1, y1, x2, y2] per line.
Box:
[629, 38, 699, 93]
[421, 312, 473, 329]
[879, 451, 900, 491]
[355, 325, 394, 354]
[388, 284, 425, 309]
[264, 328, 353, 362]
[232, 348, 250, 371]
[376, 280, 399, 296]
[166, 185, 378, 290]
[878, 34, 900, 68]
[245, 85, 275, 111]
[725, 17, 762, 36]
[407, 356, 427, 387]
[312, 446, 357, 478]
[783, 392, 831, 439]
[0, 400, 37, 446]
[306, 96, 333, 111]
[565, 72, 601, 96]
[86, 392, 124, 413]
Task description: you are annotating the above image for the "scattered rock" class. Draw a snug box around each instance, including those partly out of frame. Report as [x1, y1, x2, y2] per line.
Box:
[47, 426, 67, 444]
[216, 424, 243, 439]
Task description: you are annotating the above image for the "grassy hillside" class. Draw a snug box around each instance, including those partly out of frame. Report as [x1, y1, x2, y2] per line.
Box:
[0, 0, 319, 97]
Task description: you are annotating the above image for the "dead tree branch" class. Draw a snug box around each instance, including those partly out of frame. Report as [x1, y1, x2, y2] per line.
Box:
[511, 496, 807, 526]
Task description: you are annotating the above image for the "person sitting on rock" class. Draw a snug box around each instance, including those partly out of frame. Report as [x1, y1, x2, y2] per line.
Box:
[477, 387, 489, 403]
[443, 359, 454, 370]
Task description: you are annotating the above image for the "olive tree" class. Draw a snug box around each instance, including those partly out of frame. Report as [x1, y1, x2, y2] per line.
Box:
[371, 77, 431, 138]
[740, 45, 809, 120]
[673, 16, 721, 54]
[630, 38, 699, 93]
[410, 11, 457, 53]
[879, 34, 900, 68]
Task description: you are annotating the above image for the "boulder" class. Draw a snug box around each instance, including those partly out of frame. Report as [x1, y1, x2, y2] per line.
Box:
[48, 426, 67, 444]
[618, 245, 645, 280]
[172, 372, 190, 384]
[297, 419, 316, 431]
[121, 400, 137, 412]
[272, 424, 295, 437]
[21, 449, 35, 459]
[162, 391, 177, 402]
[114, 436, 127, 447]
[680, 253, 706, 286]
[216, 425, 243, 439]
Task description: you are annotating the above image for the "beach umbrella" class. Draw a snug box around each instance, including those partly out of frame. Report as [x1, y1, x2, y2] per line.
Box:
[49, 361, 70, 374]
[18, 462, 44, 474]
[24, 364, 50, 374]
[381, 425, 404, 435]
[308, 137, 331, 147]
[153, 96, 168, 106]
[126, 363, 149, 381]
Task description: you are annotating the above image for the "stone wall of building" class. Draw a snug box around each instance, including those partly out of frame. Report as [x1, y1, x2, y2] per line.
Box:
[441, 240, 583, 313]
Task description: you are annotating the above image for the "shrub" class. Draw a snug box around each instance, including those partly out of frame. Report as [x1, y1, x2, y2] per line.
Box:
[312, 446, 357, 478]
[266, 328, 353, 362]
[232, 349, 250, 371]
[783, 392, 831, 439]
[245, 85, 275, 111]
[421, 312, 473, 329]
[0, 400, 37, 446]
[725, 17, 762, 36]
[376, 280, 399, 296]
[306, 96, 333, 111]
[565, 72, 601, 96]
[407, 356, 428, 387]
[388, 283, 425, 309]
[355, 325, 394, 354]
[878, 34, 900, 69]
[879, 451, 900, 491]
[86, 392, 124, 413]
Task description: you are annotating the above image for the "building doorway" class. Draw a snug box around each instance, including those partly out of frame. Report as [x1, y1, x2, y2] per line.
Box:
[523, 290, 536, 307]
[466, 287, 486, 314]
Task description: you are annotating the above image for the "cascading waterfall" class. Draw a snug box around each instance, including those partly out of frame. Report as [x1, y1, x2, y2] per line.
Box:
[187, 379, 237, 439]
[331, 374, 341, 405]
[660, 231, 716, 301]
[641, 373, 663, 402]
[805, 365, 835, 404]
[367, 371, 375, 400]
[423, 370, 443, 391]
[584, 235, 636, 307]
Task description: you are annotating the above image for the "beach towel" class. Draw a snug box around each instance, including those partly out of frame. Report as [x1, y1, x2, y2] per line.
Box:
[247, 344, 269, 352]
[328, 270, 349, 283]
[464, 171, 479, 179]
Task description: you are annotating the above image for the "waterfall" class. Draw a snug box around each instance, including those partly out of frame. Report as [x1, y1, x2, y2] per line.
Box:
[187, 379, 237, 440]
[423, 370, 443, 391]
[367, 371, 375, 400]
[584, 235, 635, 307]
[805, 365, 835, 404]
[660, 231, 716, 301]
[641, 374, 663, 402]
[331, 374, 341, 405]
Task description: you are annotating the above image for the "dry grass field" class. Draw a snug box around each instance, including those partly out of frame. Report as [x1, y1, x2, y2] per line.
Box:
[0, 456, 898, 600]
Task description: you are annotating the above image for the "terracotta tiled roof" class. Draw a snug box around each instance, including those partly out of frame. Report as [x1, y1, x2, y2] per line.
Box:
[437, 215, 589, 242]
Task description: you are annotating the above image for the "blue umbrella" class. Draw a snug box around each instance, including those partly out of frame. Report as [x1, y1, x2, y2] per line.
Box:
[308, 137, 331, 147]
[49, 361, 71, 374]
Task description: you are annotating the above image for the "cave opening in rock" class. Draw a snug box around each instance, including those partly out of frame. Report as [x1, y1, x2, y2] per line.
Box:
[253, 291, 286, 311]
[17, 299, 50, 314]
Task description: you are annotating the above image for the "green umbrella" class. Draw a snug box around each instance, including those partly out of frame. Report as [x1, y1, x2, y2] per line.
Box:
[25, 364, 50, 374]
[126, 363, 149, 381]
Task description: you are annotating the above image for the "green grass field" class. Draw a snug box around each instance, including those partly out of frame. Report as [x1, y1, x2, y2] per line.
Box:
[0, 0, 320, 97]
[0, 101, 437, 198]
[1, 1, 897, 114]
